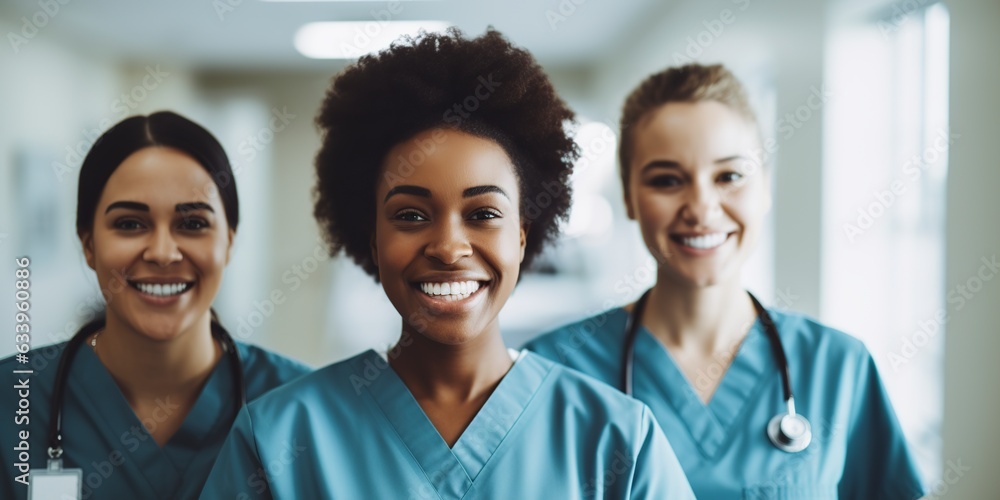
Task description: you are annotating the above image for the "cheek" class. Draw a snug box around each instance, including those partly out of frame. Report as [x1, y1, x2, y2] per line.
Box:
[374, 228, 415, 273]
[635, 192, 678, 230]
[488, 225, 526, 275]
[92, 233, 135, 273]
[189, 237, 232, 280]
[725, 188, 768, 229]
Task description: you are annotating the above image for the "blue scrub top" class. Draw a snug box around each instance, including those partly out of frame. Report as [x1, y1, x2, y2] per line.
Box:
[199, 349, 695, 499]
[0, 338, 310, 500]
[524, 307, 926, 499]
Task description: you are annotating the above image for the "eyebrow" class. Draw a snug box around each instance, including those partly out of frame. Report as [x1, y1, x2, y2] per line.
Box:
[105, 201, 149, 214]
[714, 155, 746, 164]
[640, 156, 747, 173]
[640, 160, 682, 174]
[383, 184, 510, 203]
[105, 201, 215, 214]
[383, 185, 431, 203]
[463, 185, 510, 200]
[175, 202, 215, 213]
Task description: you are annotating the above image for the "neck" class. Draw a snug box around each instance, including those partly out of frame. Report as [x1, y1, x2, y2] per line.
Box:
[389, 322, 513, 404]
[641, 274, 757, 354]
[94, 314, 222, 405]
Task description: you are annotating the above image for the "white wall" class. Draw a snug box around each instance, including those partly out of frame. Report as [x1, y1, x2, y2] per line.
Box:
[197, 71, 342, 366]
[0, 18, 124, 359]
[941, 0, 1000, 496]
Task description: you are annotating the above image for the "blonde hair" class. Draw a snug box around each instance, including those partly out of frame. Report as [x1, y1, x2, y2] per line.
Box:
[618, 63, 759, 188]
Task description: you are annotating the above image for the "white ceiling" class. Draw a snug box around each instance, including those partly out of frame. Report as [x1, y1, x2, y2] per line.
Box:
[0, 0, 668, 70]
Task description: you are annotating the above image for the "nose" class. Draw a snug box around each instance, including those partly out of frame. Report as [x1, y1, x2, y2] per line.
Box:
[679, 179, 724, 226]
[423, 216, 473, 265]
[143, 226, 183, 266]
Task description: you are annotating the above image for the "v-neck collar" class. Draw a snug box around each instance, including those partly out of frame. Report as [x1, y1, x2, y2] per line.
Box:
[629, 312, 776, 459]
[71, 342, 238, 498]
[357, 349, 550, 499]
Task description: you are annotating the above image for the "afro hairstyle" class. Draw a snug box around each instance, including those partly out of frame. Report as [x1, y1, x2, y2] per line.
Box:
[313, 28, 578, 280]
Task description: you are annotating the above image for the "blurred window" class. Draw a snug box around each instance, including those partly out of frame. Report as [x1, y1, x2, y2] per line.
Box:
[822, 1, 949, 486]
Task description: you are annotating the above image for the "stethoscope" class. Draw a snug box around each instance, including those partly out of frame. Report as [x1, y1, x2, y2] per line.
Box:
[46, 319, 246, 461]
[621, 289, 812, 453]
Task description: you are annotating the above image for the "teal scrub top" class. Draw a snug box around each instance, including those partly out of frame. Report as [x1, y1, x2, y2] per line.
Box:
[1, 338, 310, 500]
[199, 349, 695, 499]
[524, 307, 926, 500]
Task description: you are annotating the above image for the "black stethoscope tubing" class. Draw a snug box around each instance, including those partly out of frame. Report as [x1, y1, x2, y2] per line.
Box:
[621, 288, 811, 453]
[46, 320, 246, 459]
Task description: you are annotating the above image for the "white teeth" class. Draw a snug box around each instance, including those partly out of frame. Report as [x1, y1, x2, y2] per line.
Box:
[419, 280, 481, 299]
[680, 233, 728, 250]
[135, 282, 190, 297]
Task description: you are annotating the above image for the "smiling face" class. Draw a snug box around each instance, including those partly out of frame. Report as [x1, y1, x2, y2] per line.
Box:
[373, 128, 526, 345]
[625, 101, 770, 288]
[81, 146, 234, 341]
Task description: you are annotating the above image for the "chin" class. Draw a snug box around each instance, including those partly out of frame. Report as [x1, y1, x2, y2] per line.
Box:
[421, 328, 479, 346]
[407, 319, 480, 346]
[137, 324, 184, 342]
[671, 268, 728, 289]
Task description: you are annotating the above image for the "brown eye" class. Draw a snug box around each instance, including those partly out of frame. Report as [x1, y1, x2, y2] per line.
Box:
[470, 209, 501, 221]
[649, 175, 682, 187]
[718, 172, 744, 184]
[114, 218, 144, 231]
[394, 210, 428, 222]
[180, 217, 210, 230]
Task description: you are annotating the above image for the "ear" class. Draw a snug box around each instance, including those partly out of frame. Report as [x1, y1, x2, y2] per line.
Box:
[225, 228, 236, 264]
[79, 231, 96, 270]
[370, 233, 379, 268]
[519, 221, 530, 263]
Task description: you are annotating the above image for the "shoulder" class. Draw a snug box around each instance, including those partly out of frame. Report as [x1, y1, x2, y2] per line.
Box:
[765, 308, 883, 397]
[524, 308, 629, 356]
[521, 351, 647, 422]
[242, 350, 373, 419]
[234, 342, 312, 399]
[767, 308, 870, 361]
[522, 309, 629, 386]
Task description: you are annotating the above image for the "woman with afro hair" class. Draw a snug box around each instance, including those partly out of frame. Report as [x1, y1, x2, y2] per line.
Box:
[200, 29, 694, 499]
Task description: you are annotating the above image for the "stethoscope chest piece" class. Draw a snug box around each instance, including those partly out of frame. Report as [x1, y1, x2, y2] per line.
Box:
[623, 289, 814, 453]
[767, 411, 812, 453]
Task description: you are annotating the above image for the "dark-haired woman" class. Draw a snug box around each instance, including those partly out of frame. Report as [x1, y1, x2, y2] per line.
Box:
[0, 112, 310, 500]
[200, 30, 694, 499]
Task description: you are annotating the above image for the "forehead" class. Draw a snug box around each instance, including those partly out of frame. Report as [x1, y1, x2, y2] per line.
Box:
[631, 101, 758, 166]
[100, 147, 220, 204]
[377, 129, 520, 197]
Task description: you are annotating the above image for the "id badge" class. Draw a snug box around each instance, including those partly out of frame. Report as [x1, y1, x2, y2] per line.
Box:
[28, 459, 82, 500]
